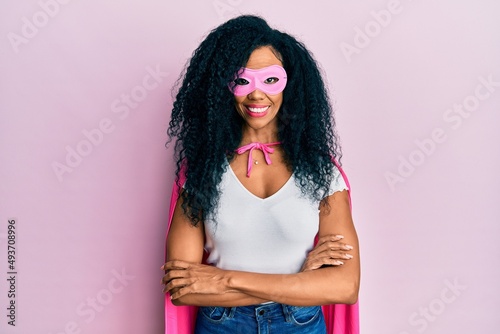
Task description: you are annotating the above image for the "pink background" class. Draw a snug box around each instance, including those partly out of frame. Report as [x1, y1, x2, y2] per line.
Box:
[1, 0, 499, 333]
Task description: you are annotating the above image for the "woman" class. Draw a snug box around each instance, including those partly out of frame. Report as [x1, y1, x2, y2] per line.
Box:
[162, 15, 360, 334]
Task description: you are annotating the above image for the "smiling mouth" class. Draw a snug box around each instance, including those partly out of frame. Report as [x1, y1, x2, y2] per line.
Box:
[247, 106, 269, 113]
[245, 105, 270, 117]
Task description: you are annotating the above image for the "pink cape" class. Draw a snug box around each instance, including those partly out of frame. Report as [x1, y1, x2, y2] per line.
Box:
[164, 161, 359, 333]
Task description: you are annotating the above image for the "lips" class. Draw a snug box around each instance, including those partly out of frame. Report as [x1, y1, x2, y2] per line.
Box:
[245, 105, 270, 118]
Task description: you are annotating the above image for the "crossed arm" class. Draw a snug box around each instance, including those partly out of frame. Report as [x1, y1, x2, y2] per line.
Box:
[161, 189, 360, 307]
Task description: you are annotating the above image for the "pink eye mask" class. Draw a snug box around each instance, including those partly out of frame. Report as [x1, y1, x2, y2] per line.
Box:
[229, 65, 287, 96]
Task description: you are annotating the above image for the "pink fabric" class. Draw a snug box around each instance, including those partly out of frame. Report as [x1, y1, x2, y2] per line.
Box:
[164, 160, 359, 333]
[230, 65, 288, 96]
[235, 141, 281, 177]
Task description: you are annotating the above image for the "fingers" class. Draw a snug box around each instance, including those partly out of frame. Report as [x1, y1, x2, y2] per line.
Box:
[161, 265, 229, 298]
[160, 261, 226, 297]
[308, 241, 353, 258]
[316, 234, 353, 248]
[309, 249, 353, 261]
[160, 268, 187, 285]
[316, 234, 345, 244]
[160, 260, 193, 285]
[301, 252, 352, 271]
[168, 283, 198, 300]
[301, 234, 355, 272]
[325, 250, 353, 260]
[160, 260, 195, 291]
[161, 260, 191, 271]
[163, 277, 191, 294]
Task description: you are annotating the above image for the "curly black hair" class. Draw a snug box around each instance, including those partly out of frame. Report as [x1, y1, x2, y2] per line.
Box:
[167, 15, 342, 226]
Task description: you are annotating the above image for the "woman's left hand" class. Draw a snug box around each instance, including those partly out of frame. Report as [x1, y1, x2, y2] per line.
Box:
[300, 234, 354, 272]
[161, 260, 235, 299]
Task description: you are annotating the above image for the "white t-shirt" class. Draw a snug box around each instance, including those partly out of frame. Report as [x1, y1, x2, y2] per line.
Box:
[204, 163, 348, 274]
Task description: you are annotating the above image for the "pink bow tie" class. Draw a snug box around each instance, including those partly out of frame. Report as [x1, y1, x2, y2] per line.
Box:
[235, 142, 281, 177]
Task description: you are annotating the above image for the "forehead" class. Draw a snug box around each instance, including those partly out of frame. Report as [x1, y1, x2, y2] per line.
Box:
[238, 65, 285, 78]
[245, 46, 283, 70]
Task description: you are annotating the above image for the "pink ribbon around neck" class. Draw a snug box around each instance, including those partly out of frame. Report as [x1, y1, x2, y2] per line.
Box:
[235, 142, 281, 177]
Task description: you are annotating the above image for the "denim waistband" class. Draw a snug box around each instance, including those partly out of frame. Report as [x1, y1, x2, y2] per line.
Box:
[231, 302, 319, 321]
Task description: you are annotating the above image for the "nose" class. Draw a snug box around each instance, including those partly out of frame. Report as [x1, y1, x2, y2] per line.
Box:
[247, 88, 265, 100]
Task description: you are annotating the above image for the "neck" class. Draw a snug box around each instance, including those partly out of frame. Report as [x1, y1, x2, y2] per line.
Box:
[240, 127, 279, 145]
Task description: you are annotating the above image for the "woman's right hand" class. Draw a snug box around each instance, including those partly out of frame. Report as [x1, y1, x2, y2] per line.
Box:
[300, 234, 354, 272]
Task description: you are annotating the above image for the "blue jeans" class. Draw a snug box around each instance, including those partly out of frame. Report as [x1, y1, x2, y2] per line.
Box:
[194, 302, 326, 334]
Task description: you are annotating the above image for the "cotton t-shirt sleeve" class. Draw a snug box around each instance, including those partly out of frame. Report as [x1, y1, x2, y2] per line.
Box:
[327, 165, 349, 197]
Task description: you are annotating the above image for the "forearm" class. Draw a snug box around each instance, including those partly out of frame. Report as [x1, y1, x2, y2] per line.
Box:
[165, 190, 360, 306]
[170, 268, 357, 307]
[165, 252, 359, 306]
[227, 266, 359, 306]
[172, 291, 268, 307]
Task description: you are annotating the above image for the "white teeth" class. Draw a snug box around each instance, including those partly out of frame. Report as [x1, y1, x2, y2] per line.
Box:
[247, 106, 269, 113]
